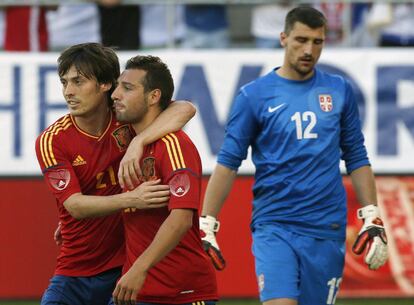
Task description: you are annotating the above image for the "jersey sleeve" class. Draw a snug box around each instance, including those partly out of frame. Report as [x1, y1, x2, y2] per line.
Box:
[158, 133, 201, 211]
[217, 89, 258, 170]
[340, 80, 371, 173]
[35, 131, 81, 205]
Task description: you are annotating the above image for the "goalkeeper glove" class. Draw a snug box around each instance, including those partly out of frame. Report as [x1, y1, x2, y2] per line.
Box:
[352, 204, 388, 270]
[200, 215, 226, 271]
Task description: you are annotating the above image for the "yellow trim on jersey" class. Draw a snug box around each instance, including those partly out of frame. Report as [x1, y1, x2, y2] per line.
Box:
[161, 137, 176, 171]
[40, 116, 72, 167]
[165, 134, 180, 169]
[39, 131, 49, 167]
[70, 111, 112, 140]
[47, 121, 72, 166]
[40, 116, 68, 167]
[161, 133, 186, 171]
[168, 133, 186, 168]
[47, 119, 72, 166]
[98, 111, 113, 141]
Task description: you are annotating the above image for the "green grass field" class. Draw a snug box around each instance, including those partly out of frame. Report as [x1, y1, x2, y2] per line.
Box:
[1, 299, 413, 305]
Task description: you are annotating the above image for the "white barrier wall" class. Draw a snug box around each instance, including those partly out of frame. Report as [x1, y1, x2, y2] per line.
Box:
[0, 49, 414, 175]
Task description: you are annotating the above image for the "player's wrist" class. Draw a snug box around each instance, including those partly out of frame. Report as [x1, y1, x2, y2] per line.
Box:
[357, 204, 380, 220]
[200, 215, 220, 232]
[133, 256, 152, 273]
[118, 192, 133, 209]
[133, 132, 147, 147]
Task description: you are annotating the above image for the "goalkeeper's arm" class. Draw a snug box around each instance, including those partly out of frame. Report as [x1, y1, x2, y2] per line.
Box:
[350, 166, 388, 269]
[200, 164, 237, 270]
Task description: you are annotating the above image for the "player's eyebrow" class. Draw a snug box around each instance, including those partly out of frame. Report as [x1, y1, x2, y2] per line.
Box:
[60, 74, 85, 82]
[71, 76, 83, 81]
[119, 80, 136, 88]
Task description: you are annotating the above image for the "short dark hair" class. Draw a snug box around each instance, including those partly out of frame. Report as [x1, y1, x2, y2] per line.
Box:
[57, 43, 120, 105]
[125, 55, 174, 110]
[284, 6, 327, 34]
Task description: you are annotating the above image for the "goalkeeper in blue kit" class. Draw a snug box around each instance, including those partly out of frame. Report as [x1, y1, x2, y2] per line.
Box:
[200, 6, 388, 305]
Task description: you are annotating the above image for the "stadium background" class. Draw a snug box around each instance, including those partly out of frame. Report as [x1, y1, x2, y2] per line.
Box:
[0, 1, 414, 304]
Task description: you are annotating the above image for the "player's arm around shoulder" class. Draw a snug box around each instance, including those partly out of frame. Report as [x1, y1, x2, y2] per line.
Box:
[118, 100, 196, 189]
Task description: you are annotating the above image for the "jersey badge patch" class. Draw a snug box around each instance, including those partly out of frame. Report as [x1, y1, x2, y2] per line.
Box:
[140, 157, 157, 182]
[169, 172, 190, 197]
[112, 125, 133, 151]
[319, 94, 333, 112]
[45, 169, 71, 191]
[72, 155, 86, 166]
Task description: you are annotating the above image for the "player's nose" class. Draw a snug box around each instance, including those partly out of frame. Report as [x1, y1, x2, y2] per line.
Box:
[64, 82, 75, 97]
[111, 86, 121, 101]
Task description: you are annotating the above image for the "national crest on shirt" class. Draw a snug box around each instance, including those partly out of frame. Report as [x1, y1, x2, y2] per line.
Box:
[140, 157, 157, 182]
[319, 94, 333, 112]
[124, 156, 158, 213]
[112, 125, 133, 151]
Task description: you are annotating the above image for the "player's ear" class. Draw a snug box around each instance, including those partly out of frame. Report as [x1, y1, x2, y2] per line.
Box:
[100, 82, 112, 92]
[280, 32, 287, 47]
[148, 89, 161, 106]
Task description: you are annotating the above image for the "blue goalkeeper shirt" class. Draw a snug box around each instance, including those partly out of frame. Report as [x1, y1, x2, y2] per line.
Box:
[217, 68, 370, 240]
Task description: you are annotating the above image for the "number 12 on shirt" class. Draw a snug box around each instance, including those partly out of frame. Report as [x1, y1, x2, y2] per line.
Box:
[291, 111, 318, 140]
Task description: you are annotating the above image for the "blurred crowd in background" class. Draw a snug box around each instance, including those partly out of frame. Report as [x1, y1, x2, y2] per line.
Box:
[0, 1, 413, 52]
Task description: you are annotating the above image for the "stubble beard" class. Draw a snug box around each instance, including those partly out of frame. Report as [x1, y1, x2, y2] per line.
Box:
[292, 61, 314, 78]
[116, 101, 149, 125]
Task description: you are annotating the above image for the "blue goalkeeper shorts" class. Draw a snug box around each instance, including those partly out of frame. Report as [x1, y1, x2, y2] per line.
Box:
[41, 267, 121, 305]
[252, 223, 345, 304]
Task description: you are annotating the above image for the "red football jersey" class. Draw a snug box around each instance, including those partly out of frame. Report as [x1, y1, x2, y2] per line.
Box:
[122, 131, 218, 304]
[35, 112, 133, 276]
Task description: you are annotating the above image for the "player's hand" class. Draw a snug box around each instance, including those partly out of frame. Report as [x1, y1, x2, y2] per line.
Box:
[118, 137, 143, 191]
[112, 266, 146, 305]
[126, 179, 169, 209]
[352, 204, 388, 270]
[200, 215, 226, 270]
[54, 222, 62, 246]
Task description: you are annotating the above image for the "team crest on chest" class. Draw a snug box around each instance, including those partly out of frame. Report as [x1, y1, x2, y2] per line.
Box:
[112, 125, 133, 151]
[319, 94, 333, 112]
[140, 157, 157, 182]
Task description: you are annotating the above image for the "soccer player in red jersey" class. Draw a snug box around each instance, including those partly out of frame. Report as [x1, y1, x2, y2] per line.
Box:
[110, 55, 218, 305]
[35, 43, 196, 305]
